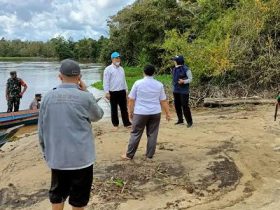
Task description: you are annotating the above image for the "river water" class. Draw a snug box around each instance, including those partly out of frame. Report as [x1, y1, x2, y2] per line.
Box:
[0, 61, 109, 114]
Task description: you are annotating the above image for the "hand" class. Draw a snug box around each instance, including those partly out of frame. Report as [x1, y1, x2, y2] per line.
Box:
[178, 79, 185, 85]
[105, 93, 110, 100]
[166, 113, 171, 121]
[19, 92, 23, 98]
[6, 95, 9, 101]
[79, 80, 87, 91]
[129, 112, 133, 121]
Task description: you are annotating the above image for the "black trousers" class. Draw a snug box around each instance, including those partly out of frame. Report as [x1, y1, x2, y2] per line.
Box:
[109, 90, 131, 127]
[173, 92, 193, 125]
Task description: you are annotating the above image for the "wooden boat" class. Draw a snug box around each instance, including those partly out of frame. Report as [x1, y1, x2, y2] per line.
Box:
[0, 125, 23, 148]
[0, 110, 39, 129]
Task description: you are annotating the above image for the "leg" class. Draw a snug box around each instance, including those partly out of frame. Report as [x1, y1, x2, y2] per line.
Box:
[118, 90, 131, 127]
[181, 94, 193, 125]
[49, 169, 70, 210]
[52, 203, 65, 210]
[173, 93, 183, 123]
[126, 115, 148, 159]
[69, 165, 93, 209]
[14, 97, 20, 112]
[146, 114, 161, 158]
[72, 207, 84, 210]
[7, 98, 13, 113]
[109, 91, 119, 127]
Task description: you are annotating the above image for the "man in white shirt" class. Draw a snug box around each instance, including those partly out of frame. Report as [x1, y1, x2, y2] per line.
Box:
[103, 52, 131, 128]
[121, 65, 171, 160]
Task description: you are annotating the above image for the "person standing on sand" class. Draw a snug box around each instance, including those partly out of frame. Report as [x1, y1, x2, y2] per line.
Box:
[172, 55, 193, 128]
[6, 71, 28, 112]
[103, 52, 132, 129]
[122, 65, 171, 160]
[38, 59, 104, 210]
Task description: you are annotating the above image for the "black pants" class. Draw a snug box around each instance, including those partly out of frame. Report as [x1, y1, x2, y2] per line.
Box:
[49, 165, 93, 208]
[7, 97, 20, 112]
[109, 90, 131, 127]
[173, 92, 193, 125]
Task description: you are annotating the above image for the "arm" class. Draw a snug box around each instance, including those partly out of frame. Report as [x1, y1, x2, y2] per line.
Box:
[123, 68, 128, 92]
[128, 98, 135, 120]
[160, 100, 171, 121]
[128, 83, 137, 119]
[159, 85, 171, 121]
[183, 69, 193, 84]
[88, 94, 104, 122]
[103, 68, 110, 99]
[6, 83, 9, 100]
[275, 103, 278, 121]
[38, 101, 45, 156]
[20, 79, 28, 96]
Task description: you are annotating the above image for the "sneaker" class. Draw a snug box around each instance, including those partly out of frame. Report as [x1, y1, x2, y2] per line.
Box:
[175, 121, 184, 125]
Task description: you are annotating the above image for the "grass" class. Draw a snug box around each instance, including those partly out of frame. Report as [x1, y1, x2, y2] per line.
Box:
[0, 57, 57, 61]
[92, 66, 172, 91]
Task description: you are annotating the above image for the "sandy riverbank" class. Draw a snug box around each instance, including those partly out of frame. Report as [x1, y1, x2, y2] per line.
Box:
[1, 105, 280, 210]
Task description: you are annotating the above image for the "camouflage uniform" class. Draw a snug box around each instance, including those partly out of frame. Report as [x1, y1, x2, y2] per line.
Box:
[6, 78, 24, 112]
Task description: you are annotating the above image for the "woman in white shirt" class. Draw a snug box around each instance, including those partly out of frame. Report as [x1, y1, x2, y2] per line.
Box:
[122, 65, 171, 160]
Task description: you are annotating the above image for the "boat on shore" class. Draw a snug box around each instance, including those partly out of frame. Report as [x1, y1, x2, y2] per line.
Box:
[0, 110, 39, 130]
[0, 125, 23, 148]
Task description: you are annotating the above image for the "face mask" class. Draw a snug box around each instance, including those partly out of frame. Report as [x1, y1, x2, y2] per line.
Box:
[114, 62, 120, 66]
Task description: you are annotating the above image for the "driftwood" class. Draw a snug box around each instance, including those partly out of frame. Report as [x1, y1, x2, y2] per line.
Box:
[204, 97, 275, 107]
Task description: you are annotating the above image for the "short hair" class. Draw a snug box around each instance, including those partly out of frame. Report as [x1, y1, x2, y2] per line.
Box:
[10, 71, 17, 75]
[144, 65, 155, 76]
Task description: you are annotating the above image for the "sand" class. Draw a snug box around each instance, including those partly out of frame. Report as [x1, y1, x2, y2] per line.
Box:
[1, 105, 280, 210]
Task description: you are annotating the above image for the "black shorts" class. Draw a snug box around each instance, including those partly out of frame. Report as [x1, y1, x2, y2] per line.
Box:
[49, 165, 93, 208]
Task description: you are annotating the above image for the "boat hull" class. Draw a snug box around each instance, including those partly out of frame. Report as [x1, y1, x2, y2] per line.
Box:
[0, 110, 39, 130]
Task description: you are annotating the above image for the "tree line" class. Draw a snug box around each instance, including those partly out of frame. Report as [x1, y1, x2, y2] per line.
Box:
[0, 36, 108, 62]
[1, 0, 280, 95]
[103, 0, 280, 95]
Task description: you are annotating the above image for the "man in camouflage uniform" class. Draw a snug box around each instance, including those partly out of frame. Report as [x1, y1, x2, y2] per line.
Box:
[6, 71, 28, 112]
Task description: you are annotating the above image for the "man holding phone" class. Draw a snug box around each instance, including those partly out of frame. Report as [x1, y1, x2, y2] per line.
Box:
[38, 59, 104, 210]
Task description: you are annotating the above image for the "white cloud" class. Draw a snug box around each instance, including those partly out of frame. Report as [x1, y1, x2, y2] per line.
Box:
[0, 0, 135, 41]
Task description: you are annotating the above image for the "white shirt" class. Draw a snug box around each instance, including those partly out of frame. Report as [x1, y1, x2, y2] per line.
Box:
[103, 64, 128, 93]
[129, 76, 167, 115]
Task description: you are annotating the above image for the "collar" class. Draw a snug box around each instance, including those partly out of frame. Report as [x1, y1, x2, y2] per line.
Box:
[58, 83, 79, 89]
[144, 76, 154, 79]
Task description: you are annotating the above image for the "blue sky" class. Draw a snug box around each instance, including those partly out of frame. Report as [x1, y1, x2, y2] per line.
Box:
[0, 0, 135, 41]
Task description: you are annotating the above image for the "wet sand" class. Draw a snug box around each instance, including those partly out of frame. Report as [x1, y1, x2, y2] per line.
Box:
[1, 105, 280, 210]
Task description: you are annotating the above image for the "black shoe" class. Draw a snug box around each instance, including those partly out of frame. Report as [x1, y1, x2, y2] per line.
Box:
[175, 121, 184, 125]
[187, 123, 193, 128]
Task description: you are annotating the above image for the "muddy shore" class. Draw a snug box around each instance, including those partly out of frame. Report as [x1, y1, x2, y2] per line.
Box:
[1, 105, 280, 210]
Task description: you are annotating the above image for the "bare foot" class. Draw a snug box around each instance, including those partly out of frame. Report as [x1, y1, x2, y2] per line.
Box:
[121, 154, 132, 160]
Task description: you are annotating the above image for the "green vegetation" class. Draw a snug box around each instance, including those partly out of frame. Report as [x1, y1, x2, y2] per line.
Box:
[0, 36, 108, 62]
[92, 66, 172, 91]
[0, 57, 56, 61]
[2, 0, 280, 96]
[101, 0, 280, 95]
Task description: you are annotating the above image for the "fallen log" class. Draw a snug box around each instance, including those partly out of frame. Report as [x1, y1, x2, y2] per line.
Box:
[204, 97, 275, 107]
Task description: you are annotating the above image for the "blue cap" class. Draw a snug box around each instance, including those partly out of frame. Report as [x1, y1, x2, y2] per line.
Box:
[111, 52, 120, 59]
[172, 55, 184, 65]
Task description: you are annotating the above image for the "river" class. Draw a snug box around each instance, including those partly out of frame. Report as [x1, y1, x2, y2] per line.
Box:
[0, 61, 109, 114]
